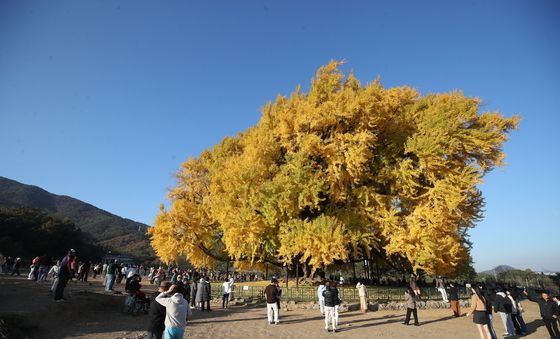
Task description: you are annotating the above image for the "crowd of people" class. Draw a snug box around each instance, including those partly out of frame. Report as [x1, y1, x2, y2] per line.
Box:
[466, 283, 559, 339]
[3, 251, 560, 339]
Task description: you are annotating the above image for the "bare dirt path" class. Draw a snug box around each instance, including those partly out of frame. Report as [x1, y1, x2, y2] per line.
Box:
[0, 275, 551, 338]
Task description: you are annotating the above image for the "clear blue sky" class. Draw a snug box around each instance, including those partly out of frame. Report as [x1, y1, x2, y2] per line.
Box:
[1, 0, 559, 272]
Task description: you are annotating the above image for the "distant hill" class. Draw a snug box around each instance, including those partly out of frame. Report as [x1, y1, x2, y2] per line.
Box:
[0, 176, 154, 261]
[480, 265, 516, 275]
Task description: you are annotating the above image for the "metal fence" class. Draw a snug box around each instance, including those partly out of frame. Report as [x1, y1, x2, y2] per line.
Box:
[210, 284, 470, 302]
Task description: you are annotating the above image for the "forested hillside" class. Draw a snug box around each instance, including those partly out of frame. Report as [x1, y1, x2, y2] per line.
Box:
[0, 176, 154, 261]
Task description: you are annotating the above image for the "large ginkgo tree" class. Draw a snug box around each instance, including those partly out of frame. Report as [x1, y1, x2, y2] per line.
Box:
[149, 61, 518, 276]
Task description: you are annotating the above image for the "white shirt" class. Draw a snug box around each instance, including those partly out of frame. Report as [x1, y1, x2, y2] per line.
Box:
[222, 279, 234, 294]
[317, 284, 326, 300]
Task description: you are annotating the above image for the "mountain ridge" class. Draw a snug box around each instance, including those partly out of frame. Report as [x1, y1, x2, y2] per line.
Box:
[0, 176, 154, 261]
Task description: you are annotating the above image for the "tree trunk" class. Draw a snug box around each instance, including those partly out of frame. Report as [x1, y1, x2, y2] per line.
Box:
[369, 259, 375, 283]
[296, 262, 299, 288]
[265, 264, 269, 280]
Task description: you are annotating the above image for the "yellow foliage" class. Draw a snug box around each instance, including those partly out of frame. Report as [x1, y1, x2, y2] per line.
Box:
[149, 61, 519, 276]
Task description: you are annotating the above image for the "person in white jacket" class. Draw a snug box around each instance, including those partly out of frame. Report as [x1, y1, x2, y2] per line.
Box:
[49, 261, 60, 293]
[156, 284, 188, 339]
[356, 282, 368, 313]
[317, 281, 326, 315]
[222, 277, 234, 309]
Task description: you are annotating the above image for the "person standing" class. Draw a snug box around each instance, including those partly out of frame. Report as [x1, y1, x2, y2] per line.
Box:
[82, 260, 91, 282]
[524, 289, 559, 338]
[30, 256, 40, 281]
[448, 282, 461, 317]
[54, 249, 76, 302]
[322, 280, 340, 332]
[466, 285, 492, 339]
[403, 287, 419, 326]
[11, 257, 21, 276]
[49, 260, 60, 293]
[493, 288, 515, 337]
[0, 253, 5, 274]
[317, 280, 326, 315]
[37, 255, 49, 281]
[222, 277, 234, 309]
[147, 281, 171, 339]
[155, 284, 188, 339]
[190, 277, 198, 308]
[105, 259, 118, 292]
[196, 276, 211, 311]
[436, 276, 448, 302]
[264, 278, 280, 325]
[507, 289, 527, 335]
[275, 279, 282, 317]
[356, 282, 368, 313]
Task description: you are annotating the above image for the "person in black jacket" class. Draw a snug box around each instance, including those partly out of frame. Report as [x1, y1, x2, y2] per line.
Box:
[264, 279, 280, 324]
[322, 280, 341, 332]
[448, 282, 461, 317]
[524, 289, 559, 338]
[147, 281, 171, 339]
[493, 288, 515, 337]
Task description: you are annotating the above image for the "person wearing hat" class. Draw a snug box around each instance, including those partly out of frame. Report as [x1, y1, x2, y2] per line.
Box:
[264, 278, 280, 324]
[524, 288, 559, 338]
[54, 249, 76, 302]
[147, 281, 172, 339]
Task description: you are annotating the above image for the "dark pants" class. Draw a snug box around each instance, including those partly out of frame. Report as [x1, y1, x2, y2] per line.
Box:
[54, 275, 69, 300]
[405, 307, 418, 325]
[543, 318, 560, 338]
[31, 266, 39, 281]
[222, 293, 230, 308]
[511, 313, 527, 334]
[201, 300, 210, 311]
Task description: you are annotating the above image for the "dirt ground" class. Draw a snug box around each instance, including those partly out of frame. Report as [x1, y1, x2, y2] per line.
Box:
[0, 275, 552, 338]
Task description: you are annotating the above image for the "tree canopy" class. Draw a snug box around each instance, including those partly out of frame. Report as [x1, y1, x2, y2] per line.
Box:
[149, 61, 519, 276]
